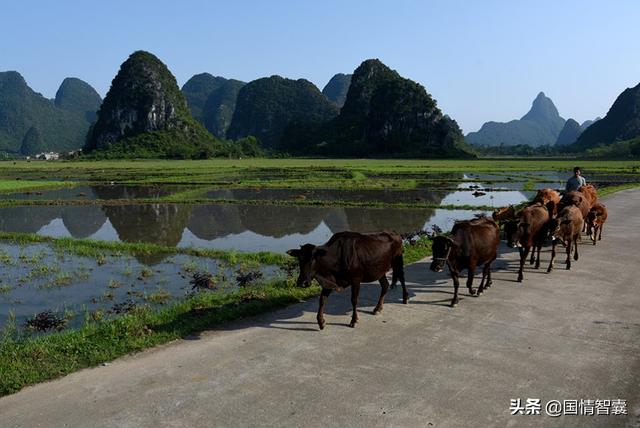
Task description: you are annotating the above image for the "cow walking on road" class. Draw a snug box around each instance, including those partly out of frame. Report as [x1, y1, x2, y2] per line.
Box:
[547, 205, 584, 272]
[287, 231, 406, 330]
[504, 203, 553, 282]
[429, 217, 500, 307]
[586, 202, 608, 245]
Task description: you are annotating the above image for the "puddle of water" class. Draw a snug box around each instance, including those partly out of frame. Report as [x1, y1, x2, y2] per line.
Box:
[0, 204, 490, 254]
[440, 181, 533, 206]
[0, 242, 281, 332]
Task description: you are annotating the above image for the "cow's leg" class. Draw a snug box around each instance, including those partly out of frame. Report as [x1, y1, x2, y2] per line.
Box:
[518, 247, 529, 282]
[573, 235, 579, 261]
[477, 263, 491, 295]
[534, 241, 542, 269]
[529, 248, 536, 265]
[467, 262, 477, 296]
[317, 287, 333, 330]
[485, 257, 495, 288]
[349, 281, 361, 328]
[450, 271, 460, 307]
[373, 276, 390, 315]
[547, 239, 556, 272]
[565, 238, 572, 270]
[598, 224, 603, 241]
[392, 255, 408, 304]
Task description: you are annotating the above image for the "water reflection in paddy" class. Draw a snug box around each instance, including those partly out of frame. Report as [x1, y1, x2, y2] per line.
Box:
[0, 204, 490, 254]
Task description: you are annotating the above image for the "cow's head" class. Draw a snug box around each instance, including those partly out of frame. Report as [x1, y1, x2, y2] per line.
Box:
[286, 244, 322, 287]
[547, 218, 561, 240]
[503, 219, 520, 248]
[429, 236, 456, 273]
[586, 210, 598, 238]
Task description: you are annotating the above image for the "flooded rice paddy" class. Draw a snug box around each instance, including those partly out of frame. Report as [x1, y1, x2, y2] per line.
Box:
[0, 242, 282, 331]
[0, 204, 489, 254]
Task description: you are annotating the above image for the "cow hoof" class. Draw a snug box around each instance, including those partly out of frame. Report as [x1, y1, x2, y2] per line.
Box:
[450, 301, 458, 307]
[372, 308, 382, 315]
[349, 322, 356, 328]
[547, 268, 553, 273]
[318, 320, 325, 330]
[402, 298, 408, 305]
[565, 266, 571, 270]
[468, 289, 476, 296]
[517, 277, 523, 283]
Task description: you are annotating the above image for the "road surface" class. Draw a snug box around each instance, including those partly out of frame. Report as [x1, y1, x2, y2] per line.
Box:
[1, 189, 639, 427]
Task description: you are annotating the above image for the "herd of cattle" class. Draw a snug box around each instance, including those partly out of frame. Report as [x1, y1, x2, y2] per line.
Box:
[287, 185, 608, 330]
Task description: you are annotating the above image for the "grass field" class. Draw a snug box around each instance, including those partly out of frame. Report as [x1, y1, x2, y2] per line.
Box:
[0, 158, 638, 189]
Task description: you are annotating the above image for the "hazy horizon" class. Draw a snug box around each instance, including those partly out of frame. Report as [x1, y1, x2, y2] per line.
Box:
[2, 0, 639, 133]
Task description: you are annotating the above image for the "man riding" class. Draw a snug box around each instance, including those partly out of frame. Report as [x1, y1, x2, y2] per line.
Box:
[565, 166, 586, 192]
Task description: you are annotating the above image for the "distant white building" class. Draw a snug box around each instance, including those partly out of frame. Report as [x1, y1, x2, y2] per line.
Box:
[36, 152, 60, 160]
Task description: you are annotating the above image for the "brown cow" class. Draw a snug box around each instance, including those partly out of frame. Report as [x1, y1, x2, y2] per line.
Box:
[547, 205, 584, 271]
[533, 188, 561, 214]
[287, 231, 406, 329]
[492, 205, 516, 222]
[586, 202, 608, 245]
[578, 184, 598, 208]
[504, 202, 552, 282]
[429, 217, 500, 307]
[558, 191, 590, 218]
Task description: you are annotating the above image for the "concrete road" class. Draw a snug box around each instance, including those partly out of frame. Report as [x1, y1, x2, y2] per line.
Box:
[1, 189, 639, 428]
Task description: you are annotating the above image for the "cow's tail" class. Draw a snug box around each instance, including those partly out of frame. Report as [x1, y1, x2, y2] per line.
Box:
[391, 253, 404, 289]
[519, 222, 531, 247]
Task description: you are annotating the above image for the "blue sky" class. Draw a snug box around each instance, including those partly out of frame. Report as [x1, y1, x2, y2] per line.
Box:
[2, 0, 639, 132]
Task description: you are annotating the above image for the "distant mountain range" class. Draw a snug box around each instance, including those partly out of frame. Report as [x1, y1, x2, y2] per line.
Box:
[84, 51, 217, 159]
[568, 82, 640, 151]
[2, 51, 639, 158]
[226, 76, 339, 149]
[280, 59, 474, 158]
[0, 72, 101, 155]
[181, 74, 246, 139]
[466, 92, 604, 148]
[466, 92, 565, 147]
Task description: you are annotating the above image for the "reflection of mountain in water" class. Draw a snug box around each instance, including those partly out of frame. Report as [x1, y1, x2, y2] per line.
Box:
[61, 205, 108, 238]
[186, 204, 244, 240]
[0, 185, 450, 250]
[93, 185, 173, 200]
[102, 204, 192, 247]
[207, 187, 450, 205]
[237, 205, 331, 238]
[0, 206, 61, 233]
[94, 186, 192, 247]
[342, 207, 432, 233]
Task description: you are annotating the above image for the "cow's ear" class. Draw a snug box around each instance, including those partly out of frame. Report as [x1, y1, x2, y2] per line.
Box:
[313, 248, 327, 258]
[446, 237, 459, 247]
[286, 249, 301, 258]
